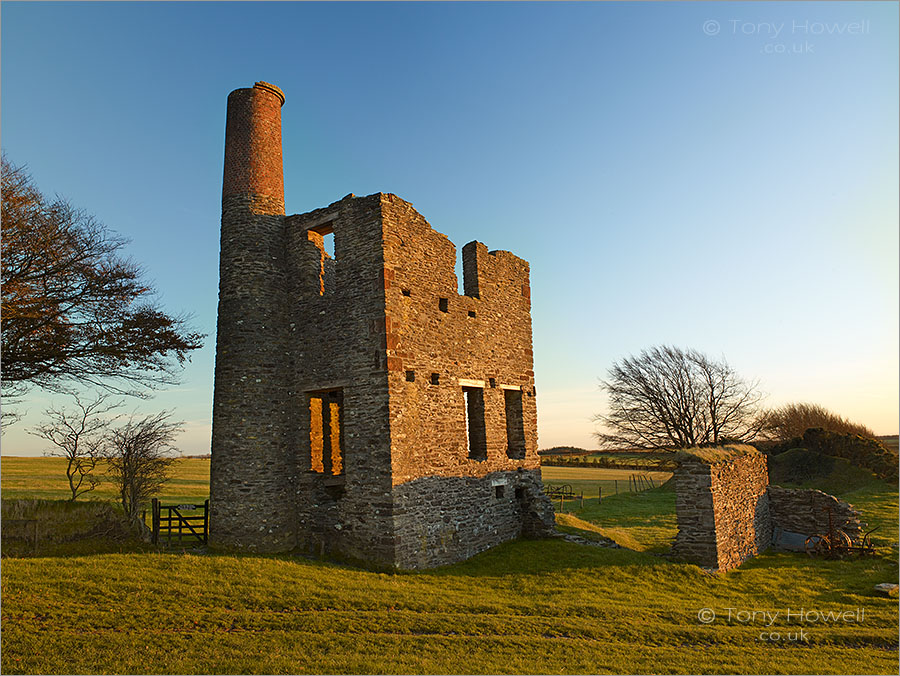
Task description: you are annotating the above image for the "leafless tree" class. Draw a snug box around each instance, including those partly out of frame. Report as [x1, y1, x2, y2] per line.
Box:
[104, 411, 181, 523]
[1, 155, 204, 404]
[594, 345, 764, 450]
[758, 402, 876, 442]
[29, 393, 121, 500]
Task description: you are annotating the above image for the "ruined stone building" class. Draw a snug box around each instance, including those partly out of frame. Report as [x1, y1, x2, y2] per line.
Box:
[209, 82, 554, 568]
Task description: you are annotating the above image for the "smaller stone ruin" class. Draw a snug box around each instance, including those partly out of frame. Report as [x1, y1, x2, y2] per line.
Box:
[671, 445, 865, 571]
[767, 485, 863, 542]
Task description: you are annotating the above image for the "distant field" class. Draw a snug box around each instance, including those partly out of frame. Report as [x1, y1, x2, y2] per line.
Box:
[0, 456, 210, 505]
[540, 465, 672, 500]
[878, 435, 899, 455]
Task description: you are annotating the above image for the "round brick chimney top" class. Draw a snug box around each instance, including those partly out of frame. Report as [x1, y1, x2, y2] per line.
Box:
[254, 81, 285, 106]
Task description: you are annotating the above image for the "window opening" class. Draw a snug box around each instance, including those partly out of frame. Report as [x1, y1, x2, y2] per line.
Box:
[463, 386, 487, 460]
[504, 389, 526, 459]
[308, 389, 344, 476]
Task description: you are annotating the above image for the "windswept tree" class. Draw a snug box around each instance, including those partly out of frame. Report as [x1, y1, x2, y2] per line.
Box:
[105, 411, 181, 524]
[758, 402, 876, 442]
[594, 345, 764, 450]
[1, 156, 204, 402]
[29, 393, 121, 501]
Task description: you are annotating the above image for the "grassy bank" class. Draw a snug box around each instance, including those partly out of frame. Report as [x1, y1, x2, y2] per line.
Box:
[1, 456, 897, 674]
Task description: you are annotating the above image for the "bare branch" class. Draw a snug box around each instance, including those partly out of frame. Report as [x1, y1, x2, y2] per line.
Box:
[28, 392, 122, 500]
[595, 345, 764, 450]
[1, 155, 205, 409]
[104, 411, 182, 523]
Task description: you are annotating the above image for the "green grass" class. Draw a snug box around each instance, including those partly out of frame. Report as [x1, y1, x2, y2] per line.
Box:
[1, 456, 897, 674]
[557, 481, 679, 553]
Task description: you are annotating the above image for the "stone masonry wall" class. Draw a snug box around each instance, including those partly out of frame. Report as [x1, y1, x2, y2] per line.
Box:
[672, 449, 771, 571]
[380, 195, 552, 568]
[282, 194, 396, 566]
[767, 486, 863, 542]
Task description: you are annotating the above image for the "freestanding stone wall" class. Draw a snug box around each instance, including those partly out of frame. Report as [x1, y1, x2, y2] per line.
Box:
[671, 446, 772, 571]
[209, 82, 555, 566]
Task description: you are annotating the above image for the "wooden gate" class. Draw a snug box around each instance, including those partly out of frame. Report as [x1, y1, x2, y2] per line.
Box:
[151, 499, 209, 547]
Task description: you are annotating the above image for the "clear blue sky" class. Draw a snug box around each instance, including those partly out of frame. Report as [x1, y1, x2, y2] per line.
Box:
[2, 1, 898, 455]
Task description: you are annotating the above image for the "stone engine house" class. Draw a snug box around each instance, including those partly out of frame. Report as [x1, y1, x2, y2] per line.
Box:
[209, 82, 554, 568]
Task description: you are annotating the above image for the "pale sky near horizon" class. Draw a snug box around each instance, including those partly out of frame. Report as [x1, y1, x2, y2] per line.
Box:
[2, 1, 898, 456]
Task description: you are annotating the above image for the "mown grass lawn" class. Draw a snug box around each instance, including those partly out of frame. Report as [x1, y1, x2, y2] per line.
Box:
[1, 457, 898, 674]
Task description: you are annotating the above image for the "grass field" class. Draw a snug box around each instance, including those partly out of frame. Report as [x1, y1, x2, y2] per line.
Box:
[1, 456, 898, 674]
[0, 456, 211, 505]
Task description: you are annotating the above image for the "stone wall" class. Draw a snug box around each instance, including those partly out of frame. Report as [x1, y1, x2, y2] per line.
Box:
[767, 486, 864, 542]
[672, 448, 772, 571]
[379, 195, 551, 567]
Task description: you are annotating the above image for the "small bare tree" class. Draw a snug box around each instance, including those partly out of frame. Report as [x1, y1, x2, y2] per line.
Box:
[594, 345, 764, 450]
[29, 393, 121, 500]
[105, 411, 181, 523]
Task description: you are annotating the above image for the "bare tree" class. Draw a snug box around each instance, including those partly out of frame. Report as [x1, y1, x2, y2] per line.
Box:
[1, 155, 204, 402]
[105, 411, 181, 523]
[29, 393, 121, 500]
[594, 345, 764, 450]
[758, 402, 876, 442]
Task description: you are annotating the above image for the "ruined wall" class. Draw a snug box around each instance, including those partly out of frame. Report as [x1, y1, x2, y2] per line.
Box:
[672, 448, 772, 571]
[767, 486, 864, 542]
[379, 195, 548, 568]
[282, 194, 397, 566]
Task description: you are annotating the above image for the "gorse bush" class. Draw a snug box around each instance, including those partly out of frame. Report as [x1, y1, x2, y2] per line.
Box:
[760, 402, 876, 442]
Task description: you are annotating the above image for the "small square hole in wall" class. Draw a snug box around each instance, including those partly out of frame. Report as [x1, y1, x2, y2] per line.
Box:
[405, 370, 415, 382]
[489, 378, 496, 388]
[439, 298, 449, 313]
[402, 289, 411, 297]
[515, 486, 525, 499]
[495, 485, 505, 499]
[430, 373, 440, 385]
[468, 310, 476, 318]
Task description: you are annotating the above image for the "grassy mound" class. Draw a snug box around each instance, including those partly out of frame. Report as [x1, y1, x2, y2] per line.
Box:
[767, 448, 880, 494]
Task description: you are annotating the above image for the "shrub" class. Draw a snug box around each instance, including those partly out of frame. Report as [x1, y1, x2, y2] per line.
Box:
[760, 403, 876, 442]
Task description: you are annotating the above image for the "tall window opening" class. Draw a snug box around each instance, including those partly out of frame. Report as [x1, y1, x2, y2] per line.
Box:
[309, 221, 336, 296]
[504, 388, 526, 459]
[463, 386, 487, 460]
[308, 389, 343, 475]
